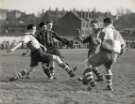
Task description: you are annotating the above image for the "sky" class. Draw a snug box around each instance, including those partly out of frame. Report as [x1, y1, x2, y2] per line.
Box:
[0, 0, 135, 14]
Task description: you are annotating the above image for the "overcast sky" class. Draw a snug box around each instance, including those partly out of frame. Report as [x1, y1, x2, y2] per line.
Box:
[0, 0, 135, 14]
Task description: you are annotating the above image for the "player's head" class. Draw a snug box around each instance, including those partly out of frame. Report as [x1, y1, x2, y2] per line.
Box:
[103, 17, 113, 27]
[46, 20, 53, 30]
[27, 24, 36, 35]
[91, 20, 99, 29]
[38, 22, 47, 31]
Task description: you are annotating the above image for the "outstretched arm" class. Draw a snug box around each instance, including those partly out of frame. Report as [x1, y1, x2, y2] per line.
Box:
[76, 34, 92, 43]
[9, 42, 22, 52]
[8, 35, 30, 53]
[52, 31, 71, 45]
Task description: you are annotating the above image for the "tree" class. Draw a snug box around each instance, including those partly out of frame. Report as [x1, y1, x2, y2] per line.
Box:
[116, 8, 132, 16]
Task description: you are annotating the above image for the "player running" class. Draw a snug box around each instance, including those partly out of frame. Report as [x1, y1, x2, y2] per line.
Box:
[35, 20, 73, 79]
[78, 17, 126, 91]
[77, 20, 104, 82]
[8, 24, 75, 81]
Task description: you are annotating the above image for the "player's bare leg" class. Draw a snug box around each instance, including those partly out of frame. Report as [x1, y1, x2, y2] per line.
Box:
[53, 55, 75, 77]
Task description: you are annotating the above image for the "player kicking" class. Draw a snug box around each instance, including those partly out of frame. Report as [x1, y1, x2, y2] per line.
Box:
[78, 18, 126, 91]
[8, 24, 75, 81]
[35, 20, 73, 79]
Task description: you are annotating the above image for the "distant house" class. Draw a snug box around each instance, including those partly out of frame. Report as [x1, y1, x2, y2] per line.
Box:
[5, 11, 36, 33]
[0, 9, 7, 21]
[7, 10, 25, 20]
[40, 9, 66, 23]
[54, 11, 92, 39]
[0, 9, 8, 33]
[115, 13, 135, 29]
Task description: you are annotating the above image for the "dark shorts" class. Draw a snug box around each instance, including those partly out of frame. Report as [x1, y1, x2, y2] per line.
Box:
[30, 48, 53, 67]
[47, 47, 63, 58]
[88, 49, 96, 58]
[88, 45, 100, 58]
[88, 50, 118, 69]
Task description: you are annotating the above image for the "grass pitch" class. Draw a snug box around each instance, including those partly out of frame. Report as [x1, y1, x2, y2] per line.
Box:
[0, 49, 135, 104]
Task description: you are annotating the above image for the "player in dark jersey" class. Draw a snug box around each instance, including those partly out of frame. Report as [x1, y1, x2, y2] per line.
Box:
[8, 24, 75, 81]
[35, 20, 73, 79]
[77, 20, 104, 82]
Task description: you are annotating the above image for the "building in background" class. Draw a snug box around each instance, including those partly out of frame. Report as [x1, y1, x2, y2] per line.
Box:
[54, 10, 108, 39]
[39, 8, 66, 23]
[0, 8, 114, 37]
[54, 11, 91, 39]
[0, 9, 8, 33]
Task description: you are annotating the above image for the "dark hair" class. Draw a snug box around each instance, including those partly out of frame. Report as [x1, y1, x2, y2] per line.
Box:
[46, 19, 53, 24]
[27, 24, 35, 30]
[38, 22, 45, 28]
[91, 19, 98, 24]
[103, 17, 112, 24]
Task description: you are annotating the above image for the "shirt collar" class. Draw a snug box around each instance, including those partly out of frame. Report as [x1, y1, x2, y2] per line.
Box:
[105, 24, 114, 29]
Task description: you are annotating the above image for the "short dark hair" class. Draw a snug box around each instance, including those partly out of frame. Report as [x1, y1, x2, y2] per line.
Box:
[91, 19, 98, 24]
[103, 17, 112, 24]
[46, 19, 53, 24]
[38, 22, 45, 28]
[27, 24, 35, 30]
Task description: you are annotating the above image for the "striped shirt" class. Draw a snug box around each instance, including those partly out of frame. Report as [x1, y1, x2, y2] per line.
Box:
[35, 30, 69, 48]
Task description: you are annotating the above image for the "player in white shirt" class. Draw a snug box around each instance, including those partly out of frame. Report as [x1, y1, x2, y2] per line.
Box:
[78, 18, 126, 91]
[8, 24, 75, 81]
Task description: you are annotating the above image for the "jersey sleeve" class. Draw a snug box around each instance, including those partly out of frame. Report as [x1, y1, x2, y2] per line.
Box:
[21, 35, 31, 44]
[52, 31, 70, 45]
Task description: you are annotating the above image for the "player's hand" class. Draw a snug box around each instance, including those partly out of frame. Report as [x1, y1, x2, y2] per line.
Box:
[119, 44, 126, 56]
[41, 46, 47, 52]
[67, 40, 74, 48]
[119, 48, 125, 56]
[76, 35, 83, 42]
